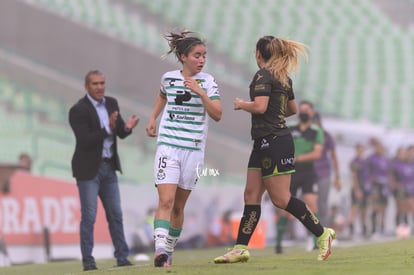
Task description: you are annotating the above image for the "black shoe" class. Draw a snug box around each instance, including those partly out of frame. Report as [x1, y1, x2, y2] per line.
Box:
[275, 245, 283, 254]
[83, 265, 98, 271]
[117, 260, 133, 267]
[154, 253, 169, 267]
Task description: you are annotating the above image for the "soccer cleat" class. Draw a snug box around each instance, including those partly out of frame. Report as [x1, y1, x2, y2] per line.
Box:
[213, 245, 250, 264]
[317, 227, 336, 261]
[154, 253, 169, 267]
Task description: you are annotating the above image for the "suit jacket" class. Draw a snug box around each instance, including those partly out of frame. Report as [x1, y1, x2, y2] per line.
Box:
[69, 95, 132, 181]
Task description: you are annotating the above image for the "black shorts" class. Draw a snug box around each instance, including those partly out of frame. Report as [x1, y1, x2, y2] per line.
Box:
[371, 183, 388, 206]
[351, 190, 369, 208]
[290, 163, 318, 195]
[248, 134, 295, 178]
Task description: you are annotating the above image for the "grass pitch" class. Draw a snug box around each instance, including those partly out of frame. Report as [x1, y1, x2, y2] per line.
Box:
[1, 238, 414, 275]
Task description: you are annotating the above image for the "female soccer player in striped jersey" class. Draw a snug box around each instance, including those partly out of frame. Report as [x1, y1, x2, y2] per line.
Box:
[213, 36, 335, 264]
[146, 30, 222, 267]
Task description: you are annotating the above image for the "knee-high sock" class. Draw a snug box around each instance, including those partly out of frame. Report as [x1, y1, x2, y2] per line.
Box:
[235, 205, 261, 246]
[165, 227, 181, 254]
[154, 219, 170, 253]
[285, 197, 324, 237]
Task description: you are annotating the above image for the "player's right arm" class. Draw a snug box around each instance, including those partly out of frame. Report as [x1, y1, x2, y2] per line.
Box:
[146, 93, 167, 137]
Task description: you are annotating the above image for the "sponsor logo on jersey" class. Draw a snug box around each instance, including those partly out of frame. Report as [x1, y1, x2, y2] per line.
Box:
[254, 84, 266, 91]
[281, 157, 294, 165]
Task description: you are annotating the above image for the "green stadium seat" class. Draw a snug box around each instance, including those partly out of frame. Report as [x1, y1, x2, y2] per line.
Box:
[19, 0, 414, 128]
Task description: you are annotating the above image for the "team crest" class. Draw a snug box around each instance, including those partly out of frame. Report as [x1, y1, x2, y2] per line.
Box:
[262, 157, 272, 169]
[196, 79, 204, 88]
[157, 169, 166, 180]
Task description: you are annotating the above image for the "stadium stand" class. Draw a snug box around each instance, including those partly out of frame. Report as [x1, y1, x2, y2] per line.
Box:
[2, 0, 414, 184]
[130, 0, 414, 129]
[21, 0, 414, 129]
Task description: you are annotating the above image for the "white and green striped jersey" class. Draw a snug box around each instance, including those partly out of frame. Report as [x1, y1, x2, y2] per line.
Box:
[157, 70, 220, 151]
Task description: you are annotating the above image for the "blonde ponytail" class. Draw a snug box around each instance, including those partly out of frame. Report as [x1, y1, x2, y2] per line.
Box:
[257, 37, 308, 88]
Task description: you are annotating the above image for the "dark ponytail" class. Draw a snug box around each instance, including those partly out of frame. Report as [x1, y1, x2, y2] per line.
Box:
[163, 30, 204, 63]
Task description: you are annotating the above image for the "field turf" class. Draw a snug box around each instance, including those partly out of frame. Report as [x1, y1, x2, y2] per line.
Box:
[1, 238, 413, 275]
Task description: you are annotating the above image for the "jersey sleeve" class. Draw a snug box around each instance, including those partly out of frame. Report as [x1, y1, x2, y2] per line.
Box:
[316, 126, 325, 145]
[252, 69, 272, 97]
[206, 75, 220, 100]
[160, 73, 167, 96]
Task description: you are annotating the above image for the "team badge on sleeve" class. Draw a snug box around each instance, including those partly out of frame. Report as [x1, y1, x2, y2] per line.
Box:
[157, 169, 166, 180]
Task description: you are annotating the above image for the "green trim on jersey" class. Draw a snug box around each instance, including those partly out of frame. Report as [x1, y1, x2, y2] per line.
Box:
[158, 141, 201, 151]
[168, 102, 204, 107]
[165, 118, 204, 125]
[160, 133, 201, 142]
[164, 77, 182, 81]
[162, 126, 203, 133]
[168, 110, 205, 116]
[166, 91, 202, 98]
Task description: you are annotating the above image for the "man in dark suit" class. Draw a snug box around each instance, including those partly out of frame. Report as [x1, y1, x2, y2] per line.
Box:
[69, 70, 139, 271]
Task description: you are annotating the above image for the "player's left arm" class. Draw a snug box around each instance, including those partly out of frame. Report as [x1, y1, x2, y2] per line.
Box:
[234, 95, 269, 114]
[199, 93, 222, 122]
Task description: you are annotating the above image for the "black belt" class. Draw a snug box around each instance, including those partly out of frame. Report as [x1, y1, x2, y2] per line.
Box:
[102, 157, 113, 163]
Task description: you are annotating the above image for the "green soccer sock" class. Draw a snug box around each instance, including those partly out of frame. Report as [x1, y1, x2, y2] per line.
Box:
[276, 216, 288, 247]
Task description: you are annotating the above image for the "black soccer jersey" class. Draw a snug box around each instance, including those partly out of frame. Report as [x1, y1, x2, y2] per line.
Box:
[249, 68, 294, 139]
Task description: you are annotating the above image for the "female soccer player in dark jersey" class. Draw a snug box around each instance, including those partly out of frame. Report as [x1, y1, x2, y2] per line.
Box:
[214, 36, 335, 264]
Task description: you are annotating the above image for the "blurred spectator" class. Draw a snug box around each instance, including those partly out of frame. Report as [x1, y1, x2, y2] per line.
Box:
[389, 147, 409, 228]
[406, 145, 414, 214]
[366, 138, 390, 237]
[130, 207, 156, 254]
[0, 236, 11, 267]
[347, 143, 370, 238]
[207, 209, 235, 247]
[175, 212, 205, 249]
[313, 112, 342, 227]
[327, 205, 346, 235]
[18, 153, 32, 172]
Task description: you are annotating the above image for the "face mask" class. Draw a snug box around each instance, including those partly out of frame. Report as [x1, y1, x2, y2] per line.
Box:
[298, 113, 310, 122]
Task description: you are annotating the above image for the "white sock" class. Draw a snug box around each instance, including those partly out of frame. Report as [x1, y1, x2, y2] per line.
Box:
[154, 227, 169, 253]
[165, 235, 179, 255]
